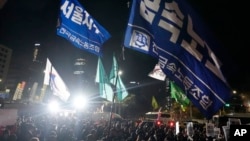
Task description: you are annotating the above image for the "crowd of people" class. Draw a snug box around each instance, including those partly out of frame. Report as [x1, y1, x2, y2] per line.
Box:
[0, 109, 227, 141]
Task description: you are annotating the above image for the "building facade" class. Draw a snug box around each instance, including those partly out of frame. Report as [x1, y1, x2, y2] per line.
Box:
[0, 44, 12, 90]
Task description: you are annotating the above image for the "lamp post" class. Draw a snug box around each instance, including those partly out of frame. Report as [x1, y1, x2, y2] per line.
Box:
[117, 70, 122, 115]
[0, 79, 2, 90]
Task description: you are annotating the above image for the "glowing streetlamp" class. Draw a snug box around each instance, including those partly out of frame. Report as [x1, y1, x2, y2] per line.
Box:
[118, 70, 123, 76]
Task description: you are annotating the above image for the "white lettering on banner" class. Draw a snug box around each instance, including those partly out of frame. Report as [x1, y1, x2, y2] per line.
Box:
[82, 11, 100, 34]
[200, 95, 213, 110]
[158, 55, 213, 110]
[159, 55, 168, 68]
[139, 0, 226, 83]
[69, 35, 76, 41]
[159, 1, 184, 43]
[163, 1, 184, 27]
[167, 63, 176, 74]
[61, 0, 74, 18]
[182, 76, 193, 90]
[89, 44, 95, 51]
[59, 27, 71, 37]
[189, 85, 213, 110]
[174, 68, 184, 82]
[61, 0, 101, 34]
[181, 16, 225, 83]
[152, 42, 159, 55]
[190, 85, 201, 100]
[140, 0, 160, 24]
[59, 27, 100, 53]
[72, 6, 83, 25]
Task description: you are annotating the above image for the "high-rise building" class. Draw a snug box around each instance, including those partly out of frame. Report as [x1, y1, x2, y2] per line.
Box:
[33, 43, 40, 62]
[6, 43, 44, 100]
[73, 58, 87, 91]
[0, 44, 12, 90]
[73, 58, 86, 75]
[72, 57, 94, 95]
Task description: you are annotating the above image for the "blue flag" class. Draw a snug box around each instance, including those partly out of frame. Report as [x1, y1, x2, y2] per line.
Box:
[124, 0, 232, 119]
[57, 0, 111, 56]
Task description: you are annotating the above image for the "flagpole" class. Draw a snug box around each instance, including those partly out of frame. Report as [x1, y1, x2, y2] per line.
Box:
[48, 60, 53, 101]
[108, 77, 119, 137]
[186, 88, 193, 121]
[165, 78, 171, 110]
[107, 54, 128, 137]
[108, 55, 119, 137]
[40, 58, 52, 103]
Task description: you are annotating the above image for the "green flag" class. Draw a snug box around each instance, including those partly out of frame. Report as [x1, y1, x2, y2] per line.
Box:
[109, 54, 119, 85]
[152, 96, 159, 110]
[109, 54, 128, 101]
[170, 82, 190, 107]
[95, 57, 113, 102]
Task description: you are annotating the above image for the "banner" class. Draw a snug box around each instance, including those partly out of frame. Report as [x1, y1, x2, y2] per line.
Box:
[95, 57, 113, 102]
[57, 0, 111, 56]
[45, 58, 71, 102]
[12, 81, 26, 101]
[124, 0, 232, 119]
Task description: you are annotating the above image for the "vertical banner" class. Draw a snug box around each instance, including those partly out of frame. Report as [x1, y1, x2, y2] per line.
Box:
[124, 0, 232, 119]
[12, 81, 26, 101]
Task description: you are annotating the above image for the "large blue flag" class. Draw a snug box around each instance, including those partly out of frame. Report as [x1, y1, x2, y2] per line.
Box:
[57, 0, 111, 56]
[124, 0, 232, 119]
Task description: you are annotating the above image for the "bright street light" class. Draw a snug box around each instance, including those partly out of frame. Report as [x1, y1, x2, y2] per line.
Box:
[73, 95, 88, 110]
[48, 100, 60, 113]
[118, 70, 123, 75]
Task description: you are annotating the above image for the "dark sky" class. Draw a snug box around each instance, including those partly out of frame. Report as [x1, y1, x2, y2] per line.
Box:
[0, 0, 249, 93]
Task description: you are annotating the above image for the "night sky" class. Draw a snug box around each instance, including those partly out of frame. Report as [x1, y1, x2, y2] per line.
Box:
[0, 0, 249, 95]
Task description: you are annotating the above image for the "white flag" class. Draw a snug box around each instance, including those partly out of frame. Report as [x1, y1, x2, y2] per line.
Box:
[44, 58, 52, 85]
[148, 63, 166, 81]
[44, 58, 70, 102]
